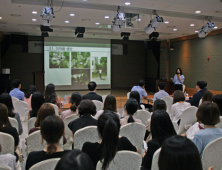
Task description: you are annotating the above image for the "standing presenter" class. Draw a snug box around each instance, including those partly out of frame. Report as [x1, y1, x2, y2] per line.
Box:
[171, 68, 184, 91]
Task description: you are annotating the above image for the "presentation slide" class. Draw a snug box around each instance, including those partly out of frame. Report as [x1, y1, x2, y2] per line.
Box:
[44, 37, 111, 90]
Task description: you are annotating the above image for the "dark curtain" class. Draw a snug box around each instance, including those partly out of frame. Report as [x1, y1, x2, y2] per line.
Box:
[152, 49, 160, 79]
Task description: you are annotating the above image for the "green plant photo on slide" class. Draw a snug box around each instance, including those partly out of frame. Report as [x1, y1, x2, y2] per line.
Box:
[49, 51, 70, 68]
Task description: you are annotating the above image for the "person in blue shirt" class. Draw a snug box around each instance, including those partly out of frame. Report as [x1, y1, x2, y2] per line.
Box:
[193, 102, 222, 157]
[131, 80, 148, 104]
[9, 79, 24, 101]
[153, 82, 169, 102]
[171, 68, 185, 91]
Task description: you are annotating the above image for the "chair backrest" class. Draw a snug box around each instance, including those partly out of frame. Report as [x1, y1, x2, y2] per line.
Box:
[202, 137, 222, 170]
[127, 92, 131, 99]
[172, 121, 179, 133]
[49, 103, 59, 116]
[183, 84, 186, 93]
[26, 131, 63, 154]
[0, 132, 14, 155]
[151, 148, 161, 170]
[29, 158, 61, 170]
[161, 96, 173, 115]
[8, 117, 19, 133]
[178, 106, 198, 135]
[92, 100, 103, 111]
[102, 95, 107, 103]
[119, 123, 146, 154]
[74, 126, 100, 150]
[199, 98, 202, 107]
[134, 110, 151, 126]
[96, 151, 142, 170]
[216, 117, 222, 129]
[0, 165, 11, 170]
[28, 117, 37, 132]
[13, 100, 29, 120]
[11, 97, 19, 103]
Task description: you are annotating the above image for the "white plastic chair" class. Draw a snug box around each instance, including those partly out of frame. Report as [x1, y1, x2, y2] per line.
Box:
[13, 100, 29, 121]
[49, 103, 59, 116]
[28, 117, 37, 132]
[0, 132, 14, 155]
[161, 96, 173, 115]
[216, 117, 222, 129]
[120, 123, 146, 154]
[172, 121, 179, 133]
[63, 114, 79, 150]
[0, 165, 10, 170]
[178, 106, 198, 135]
[8, 117, 19, 133]
[74, 126, 100, 150]
[202, 137, 222, 170]
[199, 98, 202, 107]
[96, 151, 142, 170]
[134, 110, 151, 126]
[151, 148, 161, 170]
[29, 158, 61, 170]
[11, 97, 19, 103]
[92, 100, 103, 111]
[102, 95, 107, 103]
[127, 92, 131, 99]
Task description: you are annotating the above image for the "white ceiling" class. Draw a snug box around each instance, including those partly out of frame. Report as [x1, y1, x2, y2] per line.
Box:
[0, 0, 222, 40]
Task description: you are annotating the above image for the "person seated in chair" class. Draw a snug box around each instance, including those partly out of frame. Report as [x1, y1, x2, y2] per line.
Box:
[153, 82, 169, 102]
[82, 81, 102, 102]
[9, 79, 24, 101]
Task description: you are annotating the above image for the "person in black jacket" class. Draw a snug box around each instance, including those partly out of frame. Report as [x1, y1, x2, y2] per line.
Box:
[82, 81, 102, 102]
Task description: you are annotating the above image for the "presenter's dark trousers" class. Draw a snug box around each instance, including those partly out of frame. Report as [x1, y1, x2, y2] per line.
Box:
[174, 84, 183, 91]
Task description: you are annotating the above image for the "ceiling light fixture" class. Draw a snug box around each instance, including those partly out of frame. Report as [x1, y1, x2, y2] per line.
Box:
[195, 30, 199, 33]
[173, 28, 177, 31]
[104, 16, 109, 19]
[70, 14, 75, 16]
[214, 26, 218, 29]
[32, 11, 37, 14]
[125, 2, 131, 5]
[0, 17, 2, 19]
[95, 23, 100, 25]
[165, 21, 169, 24]
[65, 21, 69, 23]
[195, 11, 201, 13]
[190, 24, 195, 26]
[32, 19, 37, 21]
[136, 19, 141, 21]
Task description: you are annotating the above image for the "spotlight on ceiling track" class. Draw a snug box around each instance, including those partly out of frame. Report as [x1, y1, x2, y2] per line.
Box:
[75, 27, 85, 38]
[121, 32, 130, 40]
[149, 32, 159, 41]
[198, 16, 215, 38]
[145, 10, 163, 34]
[40, 25, 53, 37]
[41, 32, 49, 37]
[112, 6, 125, 32]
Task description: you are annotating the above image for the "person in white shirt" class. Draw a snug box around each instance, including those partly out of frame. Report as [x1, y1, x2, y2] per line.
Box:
[171, 90, 191, 124]
[153, 82, 169, 102]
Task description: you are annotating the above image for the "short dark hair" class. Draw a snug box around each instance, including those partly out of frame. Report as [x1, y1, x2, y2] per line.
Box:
[202, 91, 213, 102]
[70, 92, 82, 112]
[12, 79, 21, 88]
[196, 81, 205, 90]
[176, 68, 183, 75]
[138, 80, 145, 87]
[88, 81, 97, 91]
[55, 149, 94, 170]
[158, 135, 202, 170]
[130, 91, 142, 109]
[173, 90, 185, 103]
[78, 99, 97, 116]
[125, 98, 138, 123]
[213, 94, 222, 115]
[158, 82, 165, 90]
[103, 94, 117, 112]
[153, 99, 166, 112]
[196, 102, 220, 126]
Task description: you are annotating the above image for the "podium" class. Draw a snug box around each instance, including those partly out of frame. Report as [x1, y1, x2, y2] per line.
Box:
[33, 71, 44, 95]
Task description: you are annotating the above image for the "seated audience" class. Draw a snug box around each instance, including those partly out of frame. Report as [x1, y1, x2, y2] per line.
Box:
[213, 94, 222, 116]
[0, 104, 19, 161]
[193, 102, 222, 157]
[9, 79, 24, 101]
[141, 110, 176, 170]
[131, 80, 148, 104]
[82, 110, 138, 168]
[171, 90, 191, 124]
[94, 94, 120, 119]
[82, 81, 102, 102]
[61, 92, 81, 120]
[0, 93, 23, 135]
[153, 82, 169, 102]
[158, 136, 203, 170]
[24, 85, 36, 111]
[201, 90, 213, 103]
[29, 92, 45, 119]
[186, 81, 205, 107]
[55, 149, 94, 170]
[26, 115, 70, 170]
[44, 83, 61, 112]
[68, 100, 97, 137]
[0, 144, 16, 170]
[120, 98, 142, 126]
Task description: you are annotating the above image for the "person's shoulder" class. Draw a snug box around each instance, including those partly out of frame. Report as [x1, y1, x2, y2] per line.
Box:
[82, 142, 99, 151]
[28, 150, 45, 157]
[3, 153, 16, 160]
[184, 102, 191, 106]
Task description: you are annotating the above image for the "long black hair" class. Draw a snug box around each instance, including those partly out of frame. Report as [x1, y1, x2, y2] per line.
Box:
[70, 92, 82, 112]
[151, 110, 176, 146]
[25, 85, 36, 98]
[176, 68, 183, 75]
[130, 91, 142, 109]
[158, 136, 203, 170]
[0, 93, 15, 117]
[97, 110, 121, 170]
[125, 98, 138, 123]
[31, 92, 45, 117]
[45, 83, 57, 104]
[103, 94, 117, 112]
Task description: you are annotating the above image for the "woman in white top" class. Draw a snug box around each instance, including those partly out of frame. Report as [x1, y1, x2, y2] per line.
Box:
[94, 94, 120, 119]
[171, 90, 191, 124]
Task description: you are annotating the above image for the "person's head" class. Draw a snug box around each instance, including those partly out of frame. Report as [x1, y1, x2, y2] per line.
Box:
[204, 81, 207, 89]
[12, 79, 21, 89]
[153, 99, 166, 112]
[202, 91, 213, 102]
[25, 85, 36, 98]
[130, 91, 141, 109]
[138, 80, 145, 88]
[41, 115, 64, 155]
[196, 81, 205, 90]
[78, 99, 96, 117]
[173, 90, 185, 104]
[158, 82, 166, 90]
[45, 83, 57, 103]
[70, 92, 82, 112]
[151, 110, 176, 146]
[0, 103, 12, 131]
[0, 93, 15, 117]
[88, 81, 97, 91]
[213, 94, 222, 115]
[31, 92, 45, 117]
[97, 110, 121, 170]
[34, 103, 55, 127]
[125, 98, 138, 123]
[103, 94, 117, 112]
[158, 135, 202, 170]
[196, 102, 220, 126]
[176, 68, 182, 75]
[55, 149, 94, 170]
